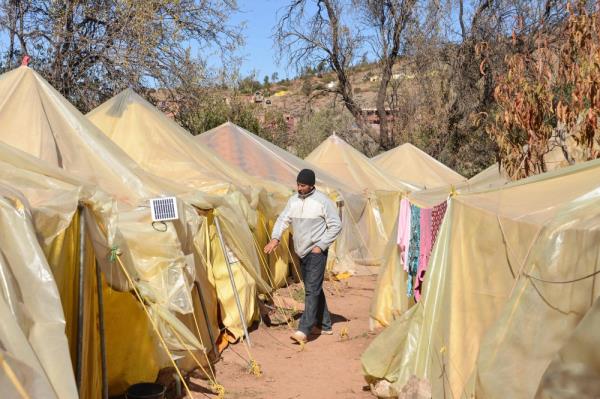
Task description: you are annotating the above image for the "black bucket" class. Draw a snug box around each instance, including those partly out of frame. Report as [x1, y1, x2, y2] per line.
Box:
[126, 382, 166, 399]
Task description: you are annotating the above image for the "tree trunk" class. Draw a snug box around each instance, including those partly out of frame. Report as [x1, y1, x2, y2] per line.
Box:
[377, 59, 394, 149]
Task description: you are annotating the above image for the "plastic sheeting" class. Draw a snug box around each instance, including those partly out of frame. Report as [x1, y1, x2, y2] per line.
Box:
[0, 144, 171, 397]
[86, 89, 292, 219]
[370, 164, 509, 329]
[535, 295, 600, 398]
[86, 90, 288, 297]
[306, 134, 418, 192]
[371, 143, 465, 189]
[0, 66, 242, 394]
[0, 186, 76, 399]
[362, 157, 600, 398]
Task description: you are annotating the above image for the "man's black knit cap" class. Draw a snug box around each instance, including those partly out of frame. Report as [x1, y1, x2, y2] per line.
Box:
[297, 169, 316, 186]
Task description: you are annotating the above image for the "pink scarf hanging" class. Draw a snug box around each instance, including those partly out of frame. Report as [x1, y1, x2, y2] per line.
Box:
[396, 198, 412, 272]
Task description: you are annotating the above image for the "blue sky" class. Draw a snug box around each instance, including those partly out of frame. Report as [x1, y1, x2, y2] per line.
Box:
[231, 0, 291, 81]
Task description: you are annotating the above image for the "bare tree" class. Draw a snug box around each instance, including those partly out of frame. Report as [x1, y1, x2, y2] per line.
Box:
[357, 0, 417, 149]
[275, 0, 376, 142]
[0, 0, 243, 111]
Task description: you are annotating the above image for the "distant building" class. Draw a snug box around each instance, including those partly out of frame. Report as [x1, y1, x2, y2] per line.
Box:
[253, 91, 264, 103]
[326, 81, 337, 89]
[361, 108, 394, 125]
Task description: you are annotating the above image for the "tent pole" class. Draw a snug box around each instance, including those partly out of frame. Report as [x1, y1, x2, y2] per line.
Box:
[95, 259, 108, 399]
[194, 281, 217, 355]
[76, 205, 85, 393]
[213, 216, 252, 347]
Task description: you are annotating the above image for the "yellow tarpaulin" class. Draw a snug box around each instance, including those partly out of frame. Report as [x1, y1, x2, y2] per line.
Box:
[0, 186, 77, 399]
[362, 157, 600, 398]
[372, 143, 465, 190]
[0, 66, 235, 395]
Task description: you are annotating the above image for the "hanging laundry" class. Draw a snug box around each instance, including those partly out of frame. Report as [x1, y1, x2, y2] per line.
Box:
[396, 197, 412, 272]
[431, 201, 448, 247]
[406, 204, 421, 297]
[414, 207, 433, 301]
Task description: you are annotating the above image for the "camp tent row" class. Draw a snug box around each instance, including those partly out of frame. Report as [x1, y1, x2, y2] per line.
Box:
[0, 63, 475, 398]
[362, 157, 600, 399]
[198, 123, 383, 275]
[0, 66, 290, 397]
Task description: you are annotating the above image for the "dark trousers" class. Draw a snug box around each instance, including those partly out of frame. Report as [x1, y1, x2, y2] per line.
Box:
[298, 251, 332, 335]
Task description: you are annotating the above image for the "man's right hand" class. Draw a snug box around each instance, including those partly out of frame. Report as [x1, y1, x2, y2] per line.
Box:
[264, 239, 280, 254]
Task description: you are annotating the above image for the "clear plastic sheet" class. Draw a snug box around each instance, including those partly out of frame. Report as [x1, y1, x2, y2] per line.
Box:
[0, 186, 76, 399]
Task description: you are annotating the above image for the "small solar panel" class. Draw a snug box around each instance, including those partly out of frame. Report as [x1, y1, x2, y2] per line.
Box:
[149, 197, 179, 222]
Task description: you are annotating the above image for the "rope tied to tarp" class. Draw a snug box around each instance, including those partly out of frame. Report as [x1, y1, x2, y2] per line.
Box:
[110, 246, 226, 397]
[108, 246, 121, 263]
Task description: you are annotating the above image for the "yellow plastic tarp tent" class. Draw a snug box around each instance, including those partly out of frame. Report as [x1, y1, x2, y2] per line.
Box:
[0, 142, 166, 398]
[369, 162, 510, 329]
[362, 157, 600, 398]
[305, 134, 418, 193]
[86, 89, 286, 303]
[0, 185, 76, 399]
[0, 66, 245, 394]
[371, 143, 466, 190]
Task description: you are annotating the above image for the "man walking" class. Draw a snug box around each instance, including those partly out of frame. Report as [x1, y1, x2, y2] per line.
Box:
[264, 168, 342, 344]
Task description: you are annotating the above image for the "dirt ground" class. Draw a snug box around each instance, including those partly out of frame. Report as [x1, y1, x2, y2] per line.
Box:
[190, 275, 379, 399]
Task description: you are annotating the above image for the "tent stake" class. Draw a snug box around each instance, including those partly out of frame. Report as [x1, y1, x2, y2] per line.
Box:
[213, 216, 252, 347]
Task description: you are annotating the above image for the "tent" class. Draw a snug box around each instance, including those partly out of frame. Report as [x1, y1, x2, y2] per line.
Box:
[371, 143, 466, 189]
[305, 134, 418, 192]
[305, 134, 418, 268]
[86, 89, 292, 291]
[535, 295, 600, 398]
[0, 66, 257, 395]
[362, 157, 600, 398]
[369, 162, 510, 329]
[0, 184, 77, 399]
[196, 122, 378, 274]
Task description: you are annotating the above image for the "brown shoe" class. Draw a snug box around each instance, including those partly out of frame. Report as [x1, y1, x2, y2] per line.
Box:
[290, 330, 307, 344]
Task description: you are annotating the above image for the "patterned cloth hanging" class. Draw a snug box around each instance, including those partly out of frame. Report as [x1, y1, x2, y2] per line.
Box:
[414, 207, 433, 301]
[431, 201, 448, 247]
[406, 204, 421, 297]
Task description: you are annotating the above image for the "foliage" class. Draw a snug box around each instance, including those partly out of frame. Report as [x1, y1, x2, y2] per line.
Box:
[178, 93, 261, 135]
[0, 0, 243, 112]
[487, 2, 600, 179]
[294, 107, 360, 157]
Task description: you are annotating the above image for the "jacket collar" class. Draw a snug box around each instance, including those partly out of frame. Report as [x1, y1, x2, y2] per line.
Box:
[297, 187, 316, 200]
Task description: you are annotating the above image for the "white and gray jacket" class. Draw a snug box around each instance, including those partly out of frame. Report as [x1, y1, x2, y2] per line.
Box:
[272, 189, 342, 258]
